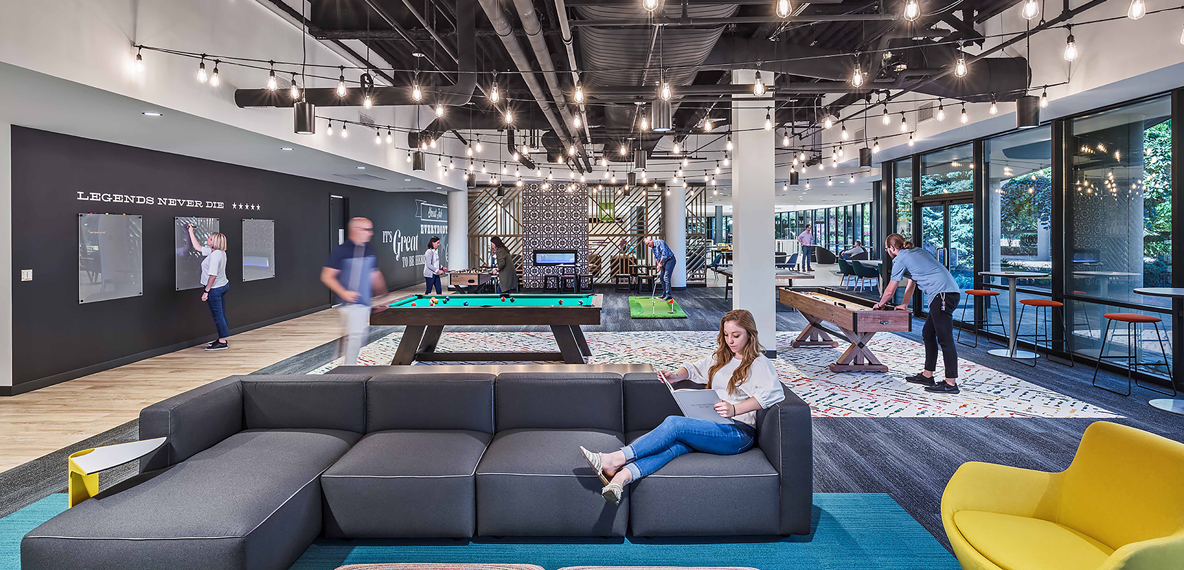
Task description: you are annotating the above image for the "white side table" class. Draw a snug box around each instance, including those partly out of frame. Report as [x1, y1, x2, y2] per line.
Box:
[1133, 287, 1184, 416]
[978, 271, 1050, 360]
[69, 437, 167, 507]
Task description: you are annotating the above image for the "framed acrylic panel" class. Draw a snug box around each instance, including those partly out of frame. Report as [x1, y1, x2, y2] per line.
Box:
[78, 213, 143, 304]
[242, 219, 275, 281]
[175, 217, 220, 290]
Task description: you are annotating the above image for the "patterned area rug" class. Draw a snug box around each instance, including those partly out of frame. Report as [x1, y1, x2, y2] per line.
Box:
[309, 331, 1118, 419]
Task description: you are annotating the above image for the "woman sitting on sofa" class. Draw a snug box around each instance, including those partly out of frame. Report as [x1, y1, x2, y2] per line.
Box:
[581, 309, 785, 504]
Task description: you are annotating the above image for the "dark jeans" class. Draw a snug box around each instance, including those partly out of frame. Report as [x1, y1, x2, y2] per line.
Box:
[923, 292, 960, 379]
[206, 284, 230, 339]
[801, 246, 812, 270]
[622, 416, 755, 480]
[658, 258, 677, 298]
[425, 275, 442, 294]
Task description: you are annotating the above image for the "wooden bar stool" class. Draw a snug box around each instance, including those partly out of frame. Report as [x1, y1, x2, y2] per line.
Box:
[613, 274, 632, 291]
[1092, 312, 1175, 397]
[543, 274, 560, 293]
[635, 274, 657, 295]
[1016, 299, 1074, 368]
[957, 290, 1007, 348]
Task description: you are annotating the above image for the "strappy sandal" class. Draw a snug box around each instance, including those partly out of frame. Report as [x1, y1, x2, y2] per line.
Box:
[601, 482, 624, 505]
[579, 446, 610, 486]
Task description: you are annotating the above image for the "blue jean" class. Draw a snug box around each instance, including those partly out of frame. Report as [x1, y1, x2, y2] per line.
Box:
[801, 246, 812, 270]
[206, 284, 229, 339]
[425, 275, 442, 294]
[621, 415, 755, 481]
[658, 258, 677, 298]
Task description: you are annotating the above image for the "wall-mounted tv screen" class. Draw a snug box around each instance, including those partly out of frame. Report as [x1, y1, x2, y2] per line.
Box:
[533, 250, 578, 265]
[175, 217, 220, 290]
[79, 214, 143, 304]
[242, 219, 275, 281]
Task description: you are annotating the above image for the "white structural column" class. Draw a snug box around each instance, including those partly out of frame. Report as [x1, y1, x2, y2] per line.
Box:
[0, 123, 11, 389]
[662, 185, 687, 288]
[447, 189, 469, 270]
[730, 70, 777, 351]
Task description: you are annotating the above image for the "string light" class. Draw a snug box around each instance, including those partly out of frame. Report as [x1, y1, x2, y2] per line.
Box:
[197, 58, 208, 83]
[908, 133, 915, 147]
[435, 104, 445, 118]
[1040, 89, 1049, 108]
[840, 124, 849, 140]
[715, 162, 721, 174]
[574, 82, 585, 103]
[882, 104, 891, 125]
[723, 154, 730, 166]
[340, 123, 348, 138]
[475, 140, 483, 153]
[682, 157, 689, 167]
[326, 120, 333, 136]
[753, 71, 766, 97]
[783, 132, 791, 147]
[289, 73, 300, 99]
[573, 114, 582, 128]
[1064, 26, 1079, 61]
[336, 68, 347, 97]
[872, 138, 880, 153]
[823, 115, 833, 130]
[466, 145, 473, 157]
[568, 145, 576, 156]
[660, 82, 672, 101]
[961, 103, 969, 123]
[954, 51, 968, 78]
[1021, 0, 1040, 20]
[640, 116, 649, 131]
[989, 94, 998, 115]
[764, 109, 773, 130]
[904, 0, 920, 20]
[899, 112, 908, 132]
[726, 135, 733, 151]
[374, 130, 381, 145]
[827, 178, 833, 186]
[1127, 0, 1146, 20]
[363, 94, 373, 109]
[936, 101, 945, 121]
[643, 0, 659, 12]
[799, 151, 806, 162]
[386, 130, 393, 144]
[210, 61, 221, 86]
[672, 141, 681, 154]
[776, 0, 792, 18]
[851, 65, 864, 88]
[505, 109, 513, 124]
[266, 66, 278, 91]
[619, 143, 628, 156]
[134, 47, 144, 72]
[703, 118, 713, 132]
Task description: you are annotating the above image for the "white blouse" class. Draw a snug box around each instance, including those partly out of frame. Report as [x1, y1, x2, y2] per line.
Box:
[684, 354, 785, 428]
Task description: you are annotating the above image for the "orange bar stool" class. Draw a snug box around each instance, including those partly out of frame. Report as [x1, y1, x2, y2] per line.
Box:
[1092, 312, 1175, 397]
[957, 290, 1007, 348]
[1015, 299, 1074, 367]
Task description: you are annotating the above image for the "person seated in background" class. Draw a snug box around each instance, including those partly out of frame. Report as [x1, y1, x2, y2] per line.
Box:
[841, 241, 866, 259]
[579, 309, 785, 505]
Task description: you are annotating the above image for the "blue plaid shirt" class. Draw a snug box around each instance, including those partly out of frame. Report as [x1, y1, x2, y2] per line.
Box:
[651, 238, 675, 263]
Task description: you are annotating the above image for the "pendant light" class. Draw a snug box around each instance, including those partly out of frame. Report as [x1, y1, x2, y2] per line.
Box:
[753, 71, 767, 97]
[775, 0, 792, 18]
[1064, 26, 1078, 61]
[1021, 0, 1040, 20]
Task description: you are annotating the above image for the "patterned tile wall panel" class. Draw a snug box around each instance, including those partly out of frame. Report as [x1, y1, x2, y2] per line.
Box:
[522, 182, 589, 288]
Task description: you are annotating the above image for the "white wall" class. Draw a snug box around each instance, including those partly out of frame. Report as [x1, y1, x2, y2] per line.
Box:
[0, 122, 10, 388]
[0, 0, 466, 190]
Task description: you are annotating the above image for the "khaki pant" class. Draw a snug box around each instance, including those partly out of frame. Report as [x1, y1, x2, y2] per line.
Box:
[338, 304, 370, 365]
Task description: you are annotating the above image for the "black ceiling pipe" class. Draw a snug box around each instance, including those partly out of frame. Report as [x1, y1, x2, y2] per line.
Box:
[236, 0, 476, 108]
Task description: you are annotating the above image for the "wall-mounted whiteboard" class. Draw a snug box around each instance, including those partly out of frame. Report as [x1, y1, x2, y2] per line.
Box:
[175, 217, 220, 290]
[78, 213, 143, 304]
[242, 219, 275, 281]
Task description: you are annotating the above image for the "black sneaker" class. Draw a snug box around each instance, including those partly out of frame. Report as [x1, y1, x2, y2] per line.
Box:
[904, 373, 936, 387]
[206, 340, 218, 348]
[205, 341, 228, 351]
[925, 381, 960, 394]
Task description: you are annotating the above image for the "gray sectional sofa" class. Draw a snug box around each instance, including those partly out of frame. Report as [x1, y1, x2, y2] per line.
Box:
[22, 371, 812, 570]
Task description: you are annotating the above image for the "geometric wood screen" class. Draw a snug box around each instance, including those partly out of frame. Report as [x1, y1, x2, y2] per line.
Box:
[684, 184, 709, 286]
[587, 184, 664, 283]
[467, 186, 523, 271]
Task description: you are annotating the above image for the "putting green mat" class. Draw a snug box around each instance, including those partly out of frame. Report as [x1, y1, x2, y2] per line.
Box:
[628, 296, 687, 318]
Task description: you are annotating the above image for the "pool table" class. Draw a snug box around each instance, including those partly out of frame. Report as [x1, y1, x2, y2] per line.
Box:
[370, 293, 603, 364]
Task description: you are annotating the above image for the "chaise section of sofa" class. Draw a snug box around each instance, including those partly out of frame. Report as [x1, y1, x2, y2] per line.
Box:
[621, 373, 813, 536]
[321, 373, 496, 538]
[21, 375, 369, 570]
[476, 372, 629, 537]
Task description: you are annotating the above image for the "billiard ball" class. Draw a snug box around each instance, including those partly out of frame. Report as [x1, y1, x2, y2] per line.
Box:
[558, 300, 563, 305]
[510, 298, 515, 303]
[500, 296, 506, 302]
[411, 303, 417, 307]
[578, 301, 583, 305]
[464, 302, 469, 306]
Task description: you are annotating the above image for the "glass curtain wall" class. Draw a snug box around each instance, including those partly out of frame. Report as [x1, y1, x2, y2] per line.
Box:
[894, 158, 913, 237]
[1068, 96, 1173, 375]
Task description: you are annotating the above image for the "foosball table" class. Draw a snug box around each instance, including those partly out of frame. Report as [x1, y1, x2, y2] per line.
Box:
[448, 269, 497, 293]
[778, 287, 912, 373]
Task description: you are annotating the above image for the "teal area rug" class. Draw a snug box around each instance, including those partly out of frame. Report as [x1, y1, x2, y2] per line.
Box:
[1, 494, 957, 570]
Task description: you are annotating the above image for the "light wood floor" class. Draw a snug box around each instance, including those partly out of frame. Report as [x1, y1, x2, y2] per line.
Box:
[0, 286, 419, 473]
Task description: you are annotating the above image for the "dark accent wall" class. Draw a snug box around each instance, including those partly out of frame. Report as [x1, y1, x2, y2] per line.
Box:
[7, 127, 446, 393]
[521, 182, 588, 288]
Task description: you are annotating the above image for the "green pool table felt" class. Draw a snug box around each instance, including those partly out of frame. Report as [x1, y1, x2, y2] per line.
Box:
[387, 294, 596, 308]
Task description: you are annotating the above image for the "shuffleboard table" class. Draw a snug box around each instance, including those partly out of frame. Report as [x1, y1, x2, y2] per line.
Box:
[370, 293, 603, 365]
[778, 287, 912, 373]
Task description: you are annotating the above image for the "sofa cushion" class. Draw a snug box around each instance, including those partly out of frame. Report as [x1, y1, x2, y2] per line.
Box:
[953, 511, 1114, 570]
[476, 429, 627, 536]
[322, 430, 492, 538]
[622, 374, 683, 433]
[624, 431, 780, 536]
[22, 428, 359, 570]
[366, 374, 494, 433]
[242, 375, 368, 433]
[494, 373, 623, 432]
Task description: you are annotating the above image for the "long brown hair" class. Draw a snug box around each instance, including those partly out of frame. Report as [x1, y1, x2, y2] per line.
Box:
[707, 310, 763, 395]
[884, 233, 914, 251]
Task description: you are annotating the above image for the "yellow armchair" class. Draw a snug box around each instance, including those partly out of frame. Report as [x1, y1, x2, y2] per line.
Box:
[942, 421, 1184, 570]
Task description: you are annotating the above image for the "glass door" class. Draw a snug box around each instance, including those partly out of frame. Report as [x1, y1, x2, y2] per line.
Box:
[916, 199, 974, 315]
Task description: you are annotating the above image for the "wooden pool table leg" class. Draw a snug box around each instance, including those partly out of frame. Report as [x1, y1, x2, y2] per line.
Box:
[792, 314, 839, 347]
[551, 325, 587, 364]
[418, 325, 444, 353]
[391, 325, 427, 365]
[571, 325, 592, 357]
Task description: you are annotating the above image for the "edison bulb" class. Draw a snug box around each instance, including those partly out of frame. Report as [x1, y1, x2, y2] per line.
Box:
[904, 0, 920, 21]
[776, 0, 791, 18]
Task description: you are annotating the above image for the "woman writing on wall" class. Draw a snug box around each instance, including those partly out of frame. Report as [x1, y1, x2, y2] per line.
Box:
[491, 237, 517, 294]
[187, 224, 230, 351]
[423, 236, 448, 295]
[872, 233, 962, 394]
[580, 309, 785, 504]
